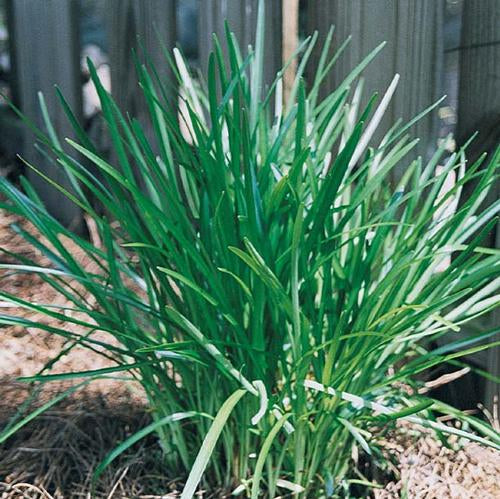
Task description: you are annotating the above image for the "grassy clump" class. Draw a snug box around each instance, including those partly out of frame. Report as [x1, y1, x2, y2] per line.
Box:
[1, 4, 499, 497]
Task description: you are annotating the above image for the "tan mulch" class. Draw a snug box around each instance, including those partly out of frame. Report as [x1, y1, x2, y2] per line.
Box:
[1, 209, 99, 376]
[0, 209, 146, 398]
[376, 422, 500, 499]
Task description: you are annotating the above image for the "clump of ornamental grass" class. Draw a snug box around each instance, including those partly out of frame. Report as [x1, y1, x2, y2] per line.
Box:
[1, 5, 499, 498]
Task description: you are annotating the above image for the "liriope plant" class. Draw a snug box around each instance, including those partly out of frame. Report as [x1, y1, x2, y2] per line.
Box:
[1, 2, 499, 497]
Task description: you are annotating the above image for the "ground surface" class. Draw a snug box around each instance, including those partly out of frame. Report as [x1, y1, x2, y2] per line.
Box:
[375, 424, 500, 498]
[0, 210, 178, 498]
[1, 209, 499, 498]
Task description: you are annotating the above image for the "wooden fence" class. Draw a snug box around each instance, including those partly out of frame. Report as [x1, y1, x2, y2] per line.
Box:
[3, 0, 499, 403]
[6, 1, 498, 211]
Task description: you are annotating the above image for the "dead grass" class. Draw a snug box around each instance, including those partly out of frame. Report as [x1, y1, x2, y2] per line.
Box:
[0, 383, 180, 499]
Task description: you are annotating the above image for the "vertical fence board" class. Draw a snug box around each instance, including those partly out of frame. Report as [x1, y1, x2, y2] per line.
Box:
[107, 0, 177, 114]
[306, 0, 444, 172]
[456, 0, 500, 409]
[198, 0, 282, 91]
[10, 0, 82, 229]
[457, 0, 500, 145]
[105, 0, 176, 194]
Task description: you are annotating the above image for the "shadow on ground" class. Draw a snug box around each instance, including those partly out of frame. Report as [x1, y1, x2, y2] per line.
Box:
[0, 382, 180, 499]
